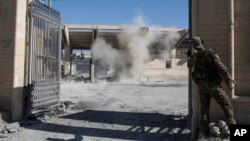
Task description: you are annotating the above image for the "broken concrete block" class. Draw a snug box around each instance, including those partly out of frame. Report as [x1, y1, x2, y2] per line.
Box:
[209, 122, 216, 128]
[2, 129, 8, 134]
[221, 128, 230, 137]
[44, 115, 50, 121]
[61, 103, 66, 109]
[64, 101, 76, 110]
[18, 127, 22, 132]
[218, 120, 226, 129]
[221, 125, 230, 137]
[210, 125, 220, 137]
[5, 122, 20, 133]
[140, 76, 149, 83]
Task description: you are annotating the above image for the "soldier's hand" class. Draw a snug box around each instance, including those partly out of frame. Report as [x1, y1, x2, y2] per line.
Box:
[229, 78, 236, 84]
[226, 82, 234, 90]
[226, 78, 236, 90]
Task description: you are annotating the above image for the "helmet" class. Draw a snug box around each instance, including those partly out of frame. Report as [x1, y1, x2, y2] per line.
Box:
[191, 36, 205, 50]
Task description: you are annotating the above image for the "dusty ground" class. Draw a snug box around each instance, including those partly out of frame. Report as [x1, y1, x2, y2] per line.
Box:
[1, 79, 191, 141]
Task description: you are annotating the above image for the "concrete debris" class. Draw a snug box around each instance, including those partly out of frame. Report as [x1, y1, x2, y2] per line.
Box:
[221, 126, 230, 136]
[210, 125, 220, 137]
[57, 103, 67, 112]
[63, 101, 76, 111]
[28, 110, 55, 122]
[5, 122, 21, 133]
[119, 104, 125, 109]
[218, 120, 226, 129]
[62, 75, 91, 83]
[44, 115, 50, 121]
[1, 129, 8, 134]
[0, 133, 8, 138]
[82, 73, 90, 79]
[140, 76, 149, 83]
[0, 122, 22, 139]
[28, 101, 76, 122]
[209, 120, 230, 138]
[209, 122, 216, 128]
[74, 74, 90, 82]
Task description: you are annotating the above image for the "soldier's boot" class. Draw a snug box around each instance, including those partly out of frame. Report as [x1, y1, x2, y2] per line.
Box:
[199, 117, 210, 139]
[220, 105, 236, 126]
[220, 99, 236, 126]
[200, 110, 210, 136]
[200, 113, 210, 137]
[226, 116, 236, 126]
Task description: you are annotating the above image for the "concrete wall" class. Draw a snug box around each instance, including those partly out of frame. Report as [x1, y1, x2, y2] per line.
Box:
[193, 0, 250, 136]
[234, 0, 250, 96]
[0, 0, 16, 113]
[143, 59, 188, 80]
[195, 0, 230, 64]
[0, 0, 27, 121]
[233, 0, 250, 123]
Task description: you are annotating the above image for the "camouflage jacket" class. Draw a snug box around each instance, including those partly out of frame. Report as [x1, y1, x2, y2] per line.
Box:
[188, 49, 232, 88]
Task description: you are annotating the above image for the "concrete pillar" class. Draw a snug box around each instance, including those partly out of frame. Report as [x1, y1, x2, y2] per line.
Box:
[171, 48, 176, 58]
[63, 27, 71, 76]
[0, 0, 28, 121]
[91, 64, 95, 83]
[191, 0, 199, 140]
[90, 28, 98, 83]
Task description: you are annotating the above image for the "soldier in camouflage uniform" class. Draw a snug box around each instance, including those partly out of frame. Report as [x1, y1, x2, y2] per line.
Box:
[188, 36, 236, 135]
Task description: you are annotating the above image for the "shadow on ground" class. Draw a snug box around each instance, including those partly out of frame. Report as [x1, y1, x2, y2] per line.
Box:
[25, 110, 191, 141]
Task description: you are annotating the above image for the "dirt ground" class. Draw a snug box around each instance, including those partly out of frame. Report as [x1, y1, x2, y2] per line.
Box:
[1, 79, 191, 141]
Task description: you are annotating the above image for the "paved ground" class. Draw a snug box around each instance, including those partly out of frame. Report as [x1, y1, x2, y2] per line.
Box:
[1, 80, 191, 141]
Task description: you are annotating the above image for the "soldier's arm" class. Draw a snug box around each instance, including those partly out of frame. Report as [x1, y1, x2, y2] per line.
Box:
[213, 54, 235, 88]
[187, 53, 195, 68]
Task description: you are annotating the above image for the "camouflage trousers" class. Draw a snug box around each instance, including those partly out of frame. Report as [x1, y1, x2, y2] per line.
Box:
[198, 85, 236, 133]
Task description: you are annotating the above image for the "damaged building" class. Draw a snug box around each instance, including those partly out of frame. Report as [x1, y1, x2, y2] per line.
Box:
[61, 25, 189, 81]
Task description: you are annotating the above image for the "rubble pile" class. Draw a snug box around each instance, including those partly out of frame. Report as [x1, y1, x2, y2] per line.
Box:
[0, 122, 21, 138]
[28, 101, 76, 122]
[0, 101, 76, 139]
[209, 120, 230, 138]
[74, 73, 91, 82]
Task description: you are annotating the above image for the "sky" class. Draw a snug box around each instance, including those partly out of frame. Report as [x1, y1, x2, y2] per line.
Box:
[51, 0, 188, 28]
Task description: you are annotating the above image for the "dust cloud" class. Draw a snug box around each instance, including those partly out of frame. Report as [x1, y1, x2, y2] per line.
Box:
[91, 15, 180, 82]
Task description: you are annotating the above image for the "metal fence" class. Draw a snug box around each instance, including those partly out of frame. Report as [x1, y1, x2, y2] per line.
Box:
[26, 0, 61, 112]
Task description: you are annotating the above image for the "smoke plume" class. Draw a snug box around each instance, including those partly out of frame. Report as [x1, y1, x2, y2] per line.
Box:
[91, 15, 181, 82]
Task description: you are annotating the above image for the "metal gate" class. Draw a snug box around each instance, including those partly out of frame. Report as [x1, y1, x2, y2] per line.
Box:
[26, 0, 61, 112]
